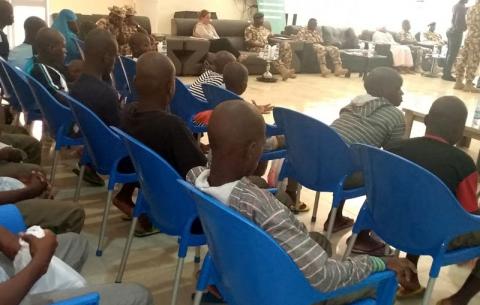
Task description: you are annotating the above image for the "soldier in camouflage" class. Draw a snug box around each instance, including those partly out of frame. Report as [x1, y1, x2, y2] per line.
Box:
[454, 0, 480, 93]
[422, 22, 446, 45]
[295, 18, 347, 77]
[244, 12, 296, 81]
[399, 20, 431, 73]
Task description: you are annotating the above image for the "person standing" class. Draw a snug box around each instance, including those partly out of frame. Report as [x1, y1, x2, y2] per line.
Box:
[244, 12, 295, 81]
[443, 0, 469, 81]
[0, 0, 13, 59]
[454, 0, 480, 93]
[295, 18, 347, 77]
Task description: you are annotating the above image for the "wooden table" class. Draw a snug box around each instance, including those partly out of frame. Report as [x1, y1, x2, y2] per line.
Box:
[403, 107, 480, 169]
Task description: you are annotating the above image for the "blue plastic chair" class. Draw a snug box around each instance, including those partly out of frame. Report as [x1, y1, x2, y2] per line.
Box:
[273, 107, 365, 239]
[170, 78, 210, 134]
[60, 92, 137, 256]
[345, 144, 480, 305]
[113, 56, 132, 102]
[0, 204, 27, 234]
[112, 127, 206, 305]
[0, 57, 42, 125]
[52, 293, 100, 305]
[0, 58, 22, 114]
[120, 56, 137, 102]
[25, 73, 84, 186]
[178, 180, 398, 305]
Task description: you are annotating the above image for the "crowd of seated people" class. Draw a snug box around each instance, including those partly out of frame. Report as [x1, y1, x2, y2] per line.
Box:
[0, 0, 480, 304]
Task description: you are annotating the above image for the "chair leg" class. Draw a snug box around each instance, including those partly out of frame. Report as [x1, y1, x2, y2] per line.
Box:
[194, 246, 201, 264]
[342, 233, 358, 261]
[50, 149, 59, 185]
[312, 191, 320, 222]
[170, 257, 185, 305]
[192, 291, 204, 305]
[422, 277, 437, 305]
[96, 189, 113, 257]
[325, 206, 338, 240]
[115, 217, 138, 283]
[73, 164, 85, 203]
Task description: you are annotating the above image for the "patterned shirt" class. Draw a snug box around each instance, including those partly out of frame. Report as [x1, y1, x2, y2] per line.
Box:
[187, 166, 386, 292]
[331, 95, 405, 148]
[423, 31, 443, 44]
[120, 23, 138, 55]
[398, 31, 416, 44]
[466, 3, 480, 40]
[244, 25, 271, 52]
[188, 70, 224, 102]
[296, 27, 324, 44]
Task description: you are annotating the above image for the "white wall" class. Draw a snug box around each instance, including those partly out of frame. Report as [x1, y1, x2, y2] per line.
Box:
[134, 0, 248, 34]
[49, 0, 133, 16]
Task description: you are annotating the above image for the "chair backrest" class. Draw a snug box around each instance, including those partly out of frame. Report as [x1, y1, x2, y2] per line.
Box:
[52, 292, 100, 305]
[25, 73, 73, 138]
[273, 107, 356, 192]
[170, 78, 209, 123]
[0, 58, 38, 113]
[0, 58, 21, 111]
[178, 180, 323, 305]
[113, 56, 130, 97]
[72, 38, 85, 60]
[0, 204, 27, 234]
[201, 83, 242, 109]
[60, 92, 125, 174]
[119, 56, 137, 101]
[113, 127, 199, 236]
[352, 144, 480, 256]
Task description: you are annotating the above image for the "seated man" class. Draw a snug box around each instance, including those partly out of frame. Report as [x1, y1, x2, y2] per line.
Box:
[387, 96, 480, 303]
[245, 12, 295, 81]
[188, 50, 236, 102]
[187, 100, 416, 302]
[328, 67, 406, 256]
[295, 18, 347, 77]
[0, 226, 153, 305]
[8, 16, 46, 71]
[116, 52, 207, 226]
[398, 19, 431, 73]
[373, 27, 414, 73]
[422, 22, 446, 45]
[128, 32, 153, 60]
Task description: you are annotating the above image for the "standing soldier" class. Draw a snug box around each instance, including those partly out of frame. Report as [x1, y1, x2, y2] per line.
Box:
[295, 18, 347, 77]
[245, 12, 296, 81]
[454, 0, 480, 93]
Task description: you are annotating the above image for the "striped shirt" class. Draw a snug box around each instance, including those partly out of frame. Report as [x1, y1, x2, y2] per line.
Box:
[330, 95, 405, 147]
[30, 62, 69, 96]
[187, 166, 386, 292]
[188, 70, 224, 102]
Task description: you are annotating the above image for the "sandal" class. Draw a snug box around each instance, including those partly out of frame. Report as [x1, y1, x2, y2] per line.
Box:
[288, 202, 310, 213]
[397, 286, 426, 299]
[134, 226, 160, 238]
[324, 217, 354, 234]
[352, 243, 394, 257]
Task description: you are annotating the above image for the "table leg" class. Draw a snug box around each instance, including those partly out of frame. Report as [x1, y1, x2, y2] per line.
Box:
[403, 111, 414, 138]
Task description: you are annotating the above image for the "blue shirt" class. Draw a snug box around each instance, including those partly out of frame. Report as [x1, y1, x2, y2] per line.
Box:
[8, 43, 33, 70]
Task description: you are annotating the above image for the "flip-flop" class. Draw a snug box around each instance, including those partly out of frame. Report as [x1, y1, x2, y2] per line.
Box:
[134, 227, 160, 238]
[397, 286, 426, 299]
[352, 243, 394, 257]
[288, 202, 310, 214]
[325, 218, 354, 234]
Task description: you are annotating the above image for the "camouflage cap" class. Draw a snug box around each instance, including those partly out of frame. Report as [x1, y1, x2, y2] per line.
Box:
[124, 5, 136, 16]
[108, 5, 126, 18]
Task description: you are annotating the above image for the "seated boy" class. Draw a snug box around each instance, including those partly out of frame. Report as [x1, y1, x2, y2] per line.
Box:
[387, 96, 480, 303]
[128, 32, 153, 60]
[0, 226, 153, 305]
[0, 125, 41, 166]
[188, 50, 236, 101]
[326, 67, 406, 255]
[116, 52, 207, 229]
[187, 100, 416, 302]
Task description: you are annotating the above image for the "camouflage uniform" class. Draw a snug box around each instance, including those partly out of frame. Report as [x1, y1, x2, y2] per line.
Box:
[295, 27, 342, 66]
[455, 2, 480, 89]
[399, 30, 431, 71]
[423, 31, 444, 45]
[244, 25, 293, 72]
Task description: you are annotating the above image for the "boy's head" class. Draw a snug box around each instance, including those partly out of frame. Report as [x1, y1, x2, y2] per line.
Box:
[208, 100, 266, 178]
[84, 29, 118, 76]
[34, 28, 66, 65]
[24, 16, 46, 45]
[213, 50, 236, 74]
[129, 32, 151, 59]
[134, 52, 175, 107]
[79, 21, 96, 41]
[67, 59, 84, 82]
[223, 62, 249, 95]
[425, 96, 468, 145]
[364, 67, 403, 106]
[0, 0, 13, 28]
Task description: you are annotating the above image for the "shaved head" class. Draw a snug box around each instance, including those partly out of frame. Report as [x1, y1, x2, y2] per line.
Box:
[135, 52, 176, 106]
[213, 51, 236, 74]
[84, 29, 118, 75]
[34, 28, 66, 65]
[364, 67, 403, 106]
[0, 0, 13, 27]
[208, 100, 266, 182]
[24, 17, 46, 44]
[425, 96, 468, 145]
[223, 62, 249, 95]
[129, 32, 151, 59]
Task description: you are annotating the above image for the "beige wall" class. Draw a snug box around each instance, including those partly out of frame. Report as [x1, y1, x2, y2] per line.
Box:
[49, 0, 133, 16]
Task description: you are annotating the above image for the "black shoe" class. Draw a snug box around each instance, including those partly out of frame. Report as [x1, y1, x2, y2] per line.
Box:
[442, 75, 456, 81]
[72, 166, 105, 187]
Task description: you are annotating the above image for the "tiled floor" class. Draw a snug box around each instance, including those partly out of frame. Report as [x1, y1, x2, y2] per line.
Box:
[36, 72, 480, 305]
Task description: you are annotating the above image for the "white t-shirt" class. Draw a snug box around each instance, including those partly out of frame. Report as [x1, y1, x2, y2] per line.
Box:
[194, 169, 239, 204]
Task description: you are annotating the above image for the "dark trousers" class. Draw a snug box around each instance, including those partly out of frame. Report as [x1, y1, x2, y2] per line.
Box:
[209, 38, 241, 58]
[444, 29, 463, 77]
